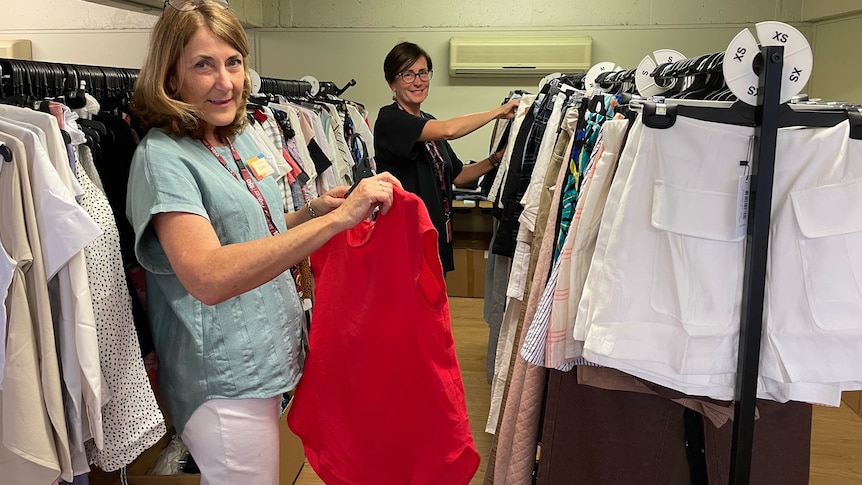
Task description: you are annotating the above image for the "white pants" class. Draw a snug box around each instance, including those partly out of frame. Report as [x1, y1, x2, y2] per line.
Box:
[182, 396, 281, 485]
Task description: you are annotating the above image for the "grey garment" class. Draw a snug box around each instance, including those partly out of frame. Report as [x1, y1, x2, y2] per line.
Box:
[60, 474, 90, 485]
[484, 221, 512, 384]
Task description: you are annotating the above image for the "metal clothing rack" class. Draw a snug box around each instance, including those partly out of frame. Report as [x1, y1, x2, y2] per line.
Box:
[728, 42, 862, 483]
[728, 43, 783, 485]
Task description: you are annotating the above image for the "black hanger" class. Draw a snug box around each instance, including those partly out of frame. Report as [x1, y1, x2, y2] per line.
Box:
[77, 118, 108, 137]
[79, 125, 100, 148]
[0, 143, 11, 162]
[334, 79, 356, 97]
[641, 100, 755, 129]
[344, 133, 375, 198]
[848, 109, 862, 140]
[776, 104, 848, 129]
[271, 108, 295, 139]
[247, 93, 270, 106]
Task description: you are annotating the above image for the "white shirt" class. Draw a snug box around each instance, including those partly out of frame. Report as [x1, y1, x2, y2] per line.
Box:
[0, 132, 72, 483]
[0, 117, 104, 475]
[0, 105, 85, 198]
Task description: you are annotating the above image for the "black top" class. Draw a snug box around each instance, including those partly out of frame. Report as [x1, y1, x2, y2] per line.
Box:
[374, 103, 464, 272]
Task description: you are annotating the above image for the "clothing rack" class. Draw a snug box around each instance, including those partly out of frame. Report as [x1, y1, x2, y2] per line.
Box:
[0, 57, 138, 103]
[257, 76, 357, 98]
[522, 45, 862, 484]
[640, 44, 808, 484]
[686, 44, 861, 485]
[648, 51, 733, 100]
[593, 68, 636, 93]
[728, 43, 783, 485]
[0, 57, 353, 104]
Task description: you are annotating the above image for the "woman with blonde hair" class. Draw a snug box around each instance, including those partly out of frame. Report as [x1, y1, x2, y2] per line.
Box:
[126, 1, 400, 482]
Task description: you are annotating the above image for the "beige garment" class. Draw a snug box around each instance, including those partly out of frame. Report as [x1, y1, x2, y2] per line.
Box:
[321, 103, 354, 186]
[550, 118, 629, 365]
[488, 127, 572, 485]
[0, 134, 72, 483]
[486, 297, 522, 434]
[486, 115, 577, 433]
[576, 366, 749, 428]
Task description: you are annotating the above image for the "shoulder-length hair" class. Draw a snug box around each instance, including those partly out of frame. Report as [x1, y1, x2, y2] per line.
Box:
[132, 0, 250, 143]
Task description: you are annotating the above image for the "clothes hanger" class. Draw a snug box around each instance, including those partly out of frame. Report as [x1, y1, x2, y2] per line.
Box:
[0, 141, 12, 162]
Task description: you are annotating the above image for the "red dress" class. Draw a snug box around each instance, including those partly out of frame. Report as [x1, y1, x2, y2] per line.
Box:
[287, 187, 479, 485]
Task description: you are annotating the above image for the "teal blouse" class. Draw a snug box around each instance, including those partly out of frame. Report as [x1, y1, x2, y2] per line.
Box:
[126, 128, 303, 434]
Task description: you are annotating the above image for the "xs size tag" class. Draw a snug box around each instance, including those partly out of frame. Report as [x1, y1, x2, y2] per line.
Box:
[736, 174, 751, 238]
[248, 154, 274, 181]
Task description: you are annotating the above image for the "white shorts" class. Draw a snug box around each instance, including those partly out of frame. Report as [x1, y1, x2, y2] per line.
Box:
[577, 113, 862, 406]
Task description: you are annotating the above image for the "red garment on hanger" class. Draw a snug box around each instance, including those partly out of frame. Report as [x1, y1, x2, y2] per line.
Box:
[287, 187, 479, 485]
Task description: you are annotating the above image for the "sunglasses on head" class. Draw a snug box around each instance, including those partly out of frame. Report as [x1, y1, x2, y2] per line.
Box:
[163, 0, 229, 11]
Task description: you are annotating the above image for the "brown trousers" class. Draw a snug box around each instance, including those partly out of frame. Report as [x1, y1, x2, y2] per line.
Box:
[536, 369, 812, 484]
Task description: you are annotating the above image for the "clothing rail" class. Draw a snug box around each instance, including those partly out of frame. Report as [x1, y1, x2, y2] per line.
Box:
[0, 57, 352, 104]
[257, 76, 357, 98]
[0, 58, 138, 103]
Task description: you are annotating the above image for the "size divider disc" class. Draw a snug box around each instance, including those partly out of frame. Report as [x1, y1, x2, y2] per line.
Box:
[300, 75, 320, 96]
[249, 69, 262, 94]
[585, 61, 620, 91]
[754, 21, 813, 104]
[724, 21, 813, 105]
[635, 55, 661, 96]
[723, 28, 763, 106]
[635, 49, 686, 97]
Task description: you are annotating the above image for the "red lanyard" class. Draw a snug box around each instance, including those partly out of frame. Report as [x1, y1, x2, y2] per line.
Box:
[422, 139, 451, 216]
[202, 139, 280, 237]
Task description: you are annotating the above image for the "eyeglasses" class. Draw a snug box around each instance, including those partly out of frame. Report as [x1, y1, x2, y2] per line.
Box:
[397, 69, 433, 83]
[164, 0, 229, 11]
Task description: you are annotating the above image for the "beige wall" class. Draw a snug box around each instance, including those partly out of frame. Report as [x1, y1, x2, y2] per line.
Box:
[0, 0, 156, 30]
[809, 13, 862, 102]
[0, 29, 151, 67]
[802, 0, 862, 21]
[280, 0, 803, 27]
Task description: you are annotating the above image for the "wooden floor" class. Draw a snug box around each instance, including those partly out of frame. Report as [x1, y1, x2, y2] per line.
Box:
[295, 297, 862, 485]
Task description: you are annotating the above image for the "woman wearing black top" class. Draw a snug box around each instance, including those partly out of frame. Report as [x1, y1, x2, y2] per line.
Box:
[374, 41, 519, 273]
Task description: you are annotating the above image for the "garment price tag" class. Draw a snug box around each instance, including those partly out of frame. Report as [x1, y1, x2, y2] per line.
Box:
[736, 174, 751, 238]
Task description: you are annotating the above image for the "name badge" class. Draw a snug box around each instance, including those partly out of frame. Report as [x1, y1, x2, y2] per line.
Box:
[247, 154, 274, 181]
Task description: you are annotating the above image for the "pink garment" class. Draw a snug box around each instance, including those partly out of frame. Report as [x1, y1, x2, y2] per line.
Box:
[48, 101, 65, 130]
[491, 136, 570, 485]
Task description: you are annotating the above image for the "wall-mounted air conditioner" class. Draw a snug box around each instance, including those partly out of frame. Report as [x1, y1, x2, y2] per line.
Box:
[449, 36, 592, 77]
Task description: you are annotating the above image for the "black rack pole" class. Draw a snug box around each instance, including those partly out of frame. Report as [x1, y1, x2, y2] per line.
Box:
[729, 44, 784, 485]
